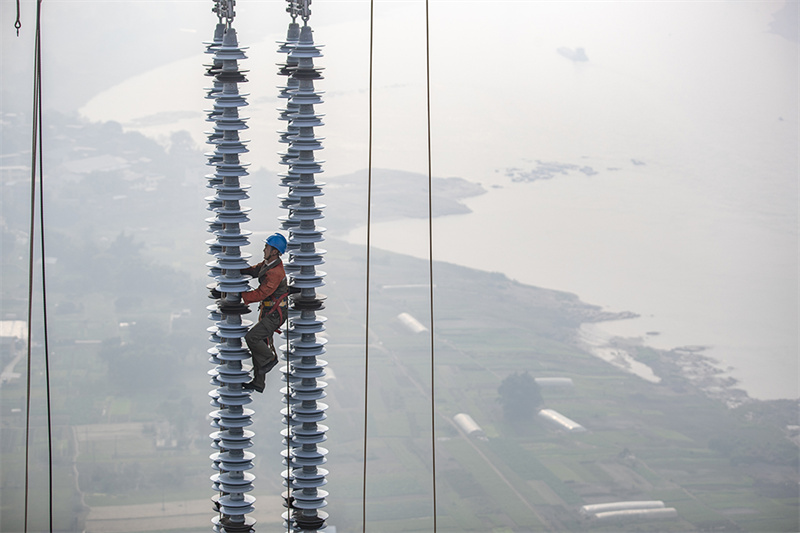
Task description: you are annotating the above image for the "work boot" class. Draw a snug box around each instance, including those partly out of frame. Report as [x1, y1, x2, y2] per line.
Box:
[243, 380, 264, 393]
[264, 355, 279, 374]
[244, 370, 266, 393]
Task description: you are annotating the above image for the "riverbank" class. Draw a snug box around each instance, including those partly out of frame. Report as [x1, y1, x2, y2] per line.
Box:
[579, 320, 755, 409]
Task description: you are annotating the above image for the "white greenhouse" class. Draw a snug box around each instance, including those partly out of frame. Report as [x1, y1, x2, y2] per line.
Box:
[537, 409, 586, 432]
[453, 413, 487, 440]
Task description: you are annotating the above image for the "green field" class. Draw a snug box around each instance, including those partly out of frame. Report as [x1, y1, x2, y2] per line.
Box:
[3, 239, 798, 532]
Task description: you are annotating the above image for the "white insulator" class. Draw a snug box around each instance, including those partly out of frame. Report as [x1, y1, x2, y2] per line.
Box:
[203, 21, 258, 533]
[212, 472, 256, 493]
[211, 450, 256, 472]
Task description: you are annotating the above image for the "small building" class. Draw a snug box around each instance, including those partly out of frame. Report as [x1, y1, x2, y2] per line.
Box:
[580, 500, 665, 517]
[537, 408, 586, 432]
[591, 507, 678, 523]
[534, 377, 574, 388]
[0, 320, 26, 345]
[397, 312, 428, 334]
[0, 321, 26, 385]
[453, 413, 487, 440]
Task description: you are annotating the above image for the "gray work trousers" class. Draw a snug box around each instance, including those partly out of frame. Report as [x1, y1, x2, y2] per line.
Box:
[245, 310, 285, 380]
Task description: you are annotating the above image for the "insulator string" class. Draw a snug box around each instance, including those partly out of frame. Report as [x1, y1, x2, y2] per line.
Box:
[277, 16, 329, 531]
[203, 15, 258, 531]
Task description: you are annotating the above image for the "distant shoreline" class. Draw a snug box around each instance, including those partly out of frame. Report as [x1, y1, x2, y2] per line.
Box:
[332, 167, 797, 402]
[578, 322, 758, 408]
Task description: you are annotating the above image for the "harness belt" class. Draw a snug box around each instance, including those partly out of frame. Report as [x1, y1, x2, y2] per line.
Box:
[259, 292, 289, 323]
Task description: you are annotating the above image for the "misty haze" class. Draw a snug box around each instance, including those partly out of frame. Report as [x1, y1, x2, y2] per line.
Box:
[1, 1, 797, 532]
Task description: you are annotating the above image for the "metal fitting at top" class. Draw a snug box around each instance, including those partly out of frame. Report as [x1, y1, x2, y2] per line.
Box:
[286, 0, 312, 23]
[213, 0, 236, 25]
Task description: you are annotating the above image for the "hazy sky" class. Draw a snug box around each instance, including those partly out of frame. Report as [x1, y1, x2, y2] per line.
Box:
[4, 1, 795, 176]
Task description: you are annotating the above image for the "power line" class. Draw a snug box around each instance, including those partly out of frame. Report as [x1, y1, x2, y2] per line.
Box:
[424, 0, 438, 530]
[361, 0, 375, 531]
[24, 1, 53, 531]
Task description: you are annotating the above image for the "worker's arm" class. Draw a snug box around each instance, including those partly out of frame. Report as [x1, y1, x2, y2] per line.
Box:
[241, 261, 264, 278]
[242, 263, 285, 304]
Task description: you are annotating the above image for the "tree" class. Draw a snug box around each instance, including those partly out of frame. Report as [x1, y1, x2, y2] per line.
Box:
[497, 371, 543, 421]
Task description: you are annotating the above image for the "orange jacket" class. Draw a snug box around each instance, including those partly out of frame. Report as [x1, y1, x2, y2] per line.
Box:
[241, 259, 287, 305]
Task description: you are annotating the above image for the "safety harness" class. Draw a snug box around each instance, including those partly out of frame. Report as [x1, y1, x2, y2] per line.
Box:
[253, 257, 289, 322]
[259, 293, 287, 363]
[259, 291, 289, 323]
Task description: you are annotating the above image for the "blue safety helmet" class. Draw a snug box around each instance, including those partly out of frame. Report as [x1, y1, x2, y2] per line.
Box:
[265, 233, 287, 255]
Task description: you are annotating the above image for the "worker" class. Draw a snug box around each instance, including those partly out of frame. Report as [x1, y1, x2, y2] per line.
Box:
[241, 233, 289, 393]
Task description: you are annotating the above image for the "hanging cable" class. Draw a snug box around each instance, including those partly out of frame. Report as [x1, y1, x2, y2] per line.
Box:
[424, 0, 438, 530]
[24, 1, 53, 531]
[23, 58, 37, 533]
[38, 59, 54, 533]
[361, 0, 375, 531]
[284, 328, 291, 533]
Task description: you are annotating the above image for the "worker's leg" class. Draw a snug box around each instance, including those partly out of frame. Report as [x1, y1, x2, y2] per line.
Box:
[244, 311, 283, 391]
